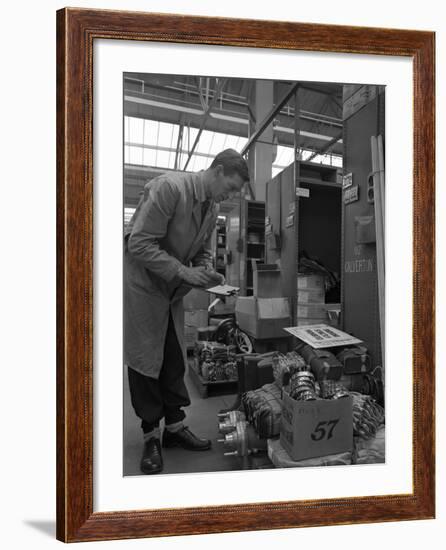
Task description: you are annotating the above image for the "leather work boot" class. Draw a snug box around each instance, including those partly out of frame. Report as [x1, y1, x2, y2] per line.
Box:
[140, 437, 163, 474]
[162, 426, 211, 451]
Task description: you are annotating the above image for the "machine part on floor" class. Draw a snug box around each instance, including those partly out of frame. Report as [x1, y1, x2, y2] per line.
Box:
[295, 342, 343, 381]
[218, 410, 246, 434]
[354, 425, 385, 464]
[218, 421, 267, 457]
[196, 325, 218, 341]
[195, 341, 238, 382]
[242, 382, 283, 438]
[336, 345, 371, 374]
[217, 352, 276, 415]
[363, 367, 384, 406]
[339, 366, 384, 406]
[237, 352, 275, 392]
[351, 391, 385, 439]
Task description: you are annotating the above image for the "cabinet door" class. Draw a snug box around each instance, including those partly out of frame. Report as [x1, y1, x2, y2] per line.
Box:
[280, 165, 298, 300]
[342, 94, 384, 369]
[225, 205, 241, 289]
[265, 174, 281, 266]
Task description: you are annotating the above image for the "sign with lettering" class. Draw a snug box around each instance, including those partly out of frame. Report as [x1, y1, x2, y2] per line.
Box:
[283, 324, 362, 348]
[342, 172, 353, 189]
[280, 393, 353, 461]
[296, 187, 310, 198]
[344, 258, 374, 273]
[344, 185, 359, 204]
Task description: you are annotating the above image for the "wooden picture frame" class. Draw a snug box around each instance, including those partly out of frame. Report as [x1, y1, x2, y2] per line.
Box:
[56, 7, 435, 542]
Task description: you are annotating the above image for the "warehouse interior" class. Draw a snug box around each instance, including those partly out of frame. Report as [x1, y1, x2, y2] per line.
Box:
[123, 73, 385, 476]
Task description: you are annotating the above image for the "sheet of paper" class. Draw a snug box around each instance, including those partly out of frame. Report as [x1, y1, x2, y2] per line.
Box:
[205, 284, 240, 296]
[283, 324, 363, 348]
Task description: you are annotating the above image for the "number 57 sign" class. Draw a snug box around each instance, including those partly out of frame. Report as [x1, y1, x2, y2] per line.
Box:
[280, 393, 353, 461]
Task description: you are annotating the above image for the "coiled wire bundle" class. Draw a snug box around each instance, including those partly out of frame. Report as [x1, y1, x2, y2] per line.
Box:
[350, 392, 385, 439]
[288, 371, 320, 401]
[242, 383, 283, 438]
[319, 380, 350, 400]
[272, 351, 307, 387]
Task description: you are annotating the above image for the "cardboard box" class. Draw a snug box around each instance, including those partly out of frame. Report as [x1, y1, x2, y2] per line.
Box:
[235, 297, 291, 339]
[296, 303, 327, 319]
[183, 288, 209, 311]
[280, 391, 353, 461]
[297, 316, 329, 327]
[297, 273, 325, 290]
[210, 295, 236, 315]
[184, 325, 198, 348]
[185, 309, 208, 328]
[297, 288, 325, 303]
[253, 265, 281, 298]
[296, 302, 341, 318]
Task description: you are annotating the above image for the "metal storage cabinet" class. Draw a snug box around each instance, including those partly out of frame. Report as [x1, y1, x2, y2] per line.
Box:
[265, 161, 342, 321]
[342, 87, 385, 370]
[225, 200, 265, 296]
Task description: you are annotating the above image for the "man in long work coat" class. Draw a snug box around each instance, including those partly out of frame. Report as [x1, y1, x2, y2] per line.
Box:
[124, 149, 250, 474]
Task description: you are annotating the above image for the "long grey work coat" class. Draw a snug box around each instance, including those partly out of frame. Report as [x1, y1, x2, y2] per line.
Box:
[124, 171, 218, 378]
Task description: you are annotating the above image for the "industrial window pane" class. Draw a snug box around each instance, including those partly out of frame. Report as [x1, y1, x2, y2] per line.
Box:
[143, 147, 157, 166]
[129, 117, 144, 144]
[210, 131, 227, 153]
[128, 145, 143, 165]
[156, 149, 170, 168]
[223, 135, 238, 150]
[195, 130, 213, 155]
[143, 120, 159, 146]
[235, 136, 248, 151]
[124, 207, 136, 224]
[193, 155, 208, 171]
[124, 116, 130, 141]
[157, 122, 173, 148]
[168, 125, 179, 168]
[183, 127, 199, 151]
[272, 166, 283, 178]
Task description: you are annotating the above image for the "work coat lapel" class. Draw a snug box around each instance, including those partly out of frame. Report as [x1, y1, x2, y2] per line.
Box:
[192, 201, 201, 231]
[185, 202, 217, 263]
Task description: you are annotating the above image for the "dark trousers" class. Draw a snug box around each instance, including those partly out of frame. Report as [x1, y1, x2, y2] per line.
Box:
[127, 314, 191, 434]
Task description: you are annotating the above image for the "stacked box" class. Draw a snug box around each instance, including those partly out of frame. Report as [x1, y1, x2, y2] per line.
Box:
[183, 288, 209, 310]
[184, 309, 208, 349]
[235, 297, 291, 339]
[296, 273, 326, 326]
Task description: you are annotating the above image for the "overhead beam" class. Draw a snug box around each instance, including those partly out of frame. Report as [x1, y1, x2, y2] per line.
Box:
[306, 130, 343, 161]
[183, 78, 227, 170]
[173, 123, 183, 169]
[241, 82, 300, 156]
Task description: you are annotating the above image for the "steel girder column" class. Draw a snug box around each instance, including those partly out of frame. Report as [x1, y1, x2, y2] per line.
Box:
[247, 81, 274, 202]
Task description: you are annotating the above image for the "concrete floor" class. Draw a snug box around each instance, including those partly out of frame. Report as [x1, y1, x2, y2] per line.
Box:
[123, 362, 271, 476]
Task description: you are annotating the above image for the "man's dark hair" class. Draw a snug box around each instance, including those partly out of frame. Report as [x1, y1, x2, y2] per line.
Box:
[210, 148, 250, 182]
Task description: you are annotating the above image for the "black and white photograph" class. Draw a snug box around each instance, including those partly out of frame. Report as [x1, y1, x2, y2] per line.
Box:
[123, 73, 386, 477]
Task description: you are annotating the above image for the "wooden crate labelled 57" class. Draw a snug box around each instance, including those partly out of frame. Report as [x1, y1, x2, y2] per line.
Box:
[280, 392, 353, 461]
